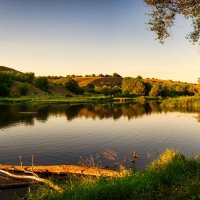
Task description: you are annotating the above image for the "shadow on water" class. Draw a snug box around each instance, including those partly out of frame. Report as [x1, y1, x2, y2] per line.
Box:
[1, 101, 200, 129]
[0, 102, 161, 129]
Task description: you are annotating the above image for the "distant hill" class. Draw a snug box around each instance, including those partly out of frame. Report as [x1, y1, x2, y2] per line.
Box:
[49, 76, 122, 88]
[0, 66, 22, 74]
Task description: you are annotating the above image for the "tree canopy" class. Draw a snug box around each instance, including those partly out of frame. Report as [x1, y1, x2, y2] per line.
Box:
[65, 78, 84, 95]
[145, 0, 200, 44]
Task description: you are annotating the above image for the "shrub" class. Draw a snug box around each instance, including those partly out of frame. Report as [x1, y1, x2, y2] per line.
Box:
[65, 78, 84, 95]
[18, 83, 29, 96]
[34, 77, 49, 92]
[101, 85, 111, 96]
[112, 86, 122, 95]
[0, 84, 10, 96]
[0, 73, 13, 96]
[84, 83, 95, 94]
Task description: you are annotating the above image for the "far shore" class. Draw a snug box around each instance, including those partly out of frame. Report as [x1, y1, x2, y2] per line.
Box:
[0, 96, 160, 104]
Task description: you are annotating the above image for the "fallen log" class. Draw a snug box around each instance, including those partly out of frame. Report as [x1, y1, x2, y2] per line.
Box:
[0, 164, 121, 177]
[0, 169, 64, 193]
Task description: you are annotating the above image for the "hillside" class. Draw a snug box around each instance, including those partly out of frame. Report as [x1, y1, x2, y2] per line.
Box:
[0, 66, 22, 74]
[75, 77, 101, 87]
[0, 65, 199, 98]
[10, 81, 48, 97]
[49, 77, 122, 88]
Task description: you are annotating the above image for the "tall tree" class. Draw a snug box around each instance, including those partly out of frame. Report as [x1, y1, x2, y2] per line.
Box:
[34, 77, 49, 92]
[65, 78, 83, 95]
[122, 77, 145, 96]
[145, 0, 200, 44]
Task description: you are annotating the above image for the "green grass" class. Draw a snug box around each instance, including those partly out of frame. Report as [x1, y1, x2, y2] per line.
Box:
[27, 149, 200, 200]
[0, 96, 160, 105]
[161, 96, 200, 108]
[0, 96, 111, 104]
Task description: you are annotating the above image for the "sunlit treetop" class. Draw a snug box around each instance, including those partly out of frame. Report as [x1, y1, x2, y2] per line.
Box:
[145, 0, 200, 44]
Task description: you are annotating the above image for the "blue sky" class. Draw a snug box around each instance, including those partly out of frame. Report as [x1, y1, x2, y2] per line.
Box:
[0, 0, 199, 82]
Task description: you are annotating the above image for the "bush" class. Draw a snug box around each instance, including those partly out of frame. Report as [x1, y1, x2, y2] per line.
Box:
[101, 85, 111, 96]
[34, 77, 49, 92]
[19, 83, 29, 96]
[0, 84, 10, 96]
[84, 83, 95, 94]
[0, 73, 13, 96]
[65, 78, 84, 95]
[113, 73, 121, 77]
[112, 86, 122, 95]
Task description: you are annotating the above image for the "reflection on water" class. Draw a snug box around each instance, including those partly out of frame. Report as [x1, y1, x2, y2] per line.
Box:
[0, 102, 163, 129]
[1, 102, 199, 129]
[0, 102, 200, 170]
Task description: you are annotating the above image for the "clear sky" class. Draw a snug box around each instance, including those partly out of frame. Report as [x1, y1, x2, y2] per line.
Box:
[0, 0, 199, 83]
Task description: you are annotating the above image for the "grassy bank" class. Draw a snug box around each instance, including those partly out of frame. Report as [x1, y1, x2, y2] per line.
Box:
[0, 96, 159, 104]
[0, 96, 110, 104]
[161, 96, 200, 108]
[27, 149, 200, 200]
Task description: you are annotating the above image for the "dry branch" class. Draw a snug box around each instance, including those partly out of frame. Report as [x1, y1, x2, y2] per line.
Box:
[0, 169, 64, 193]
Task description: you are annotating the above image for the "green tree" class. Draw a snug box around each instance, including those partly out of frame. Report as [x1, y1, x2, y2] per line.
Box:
[122, 77, 145, 96]
[24, 72, 35, 83]
[145, 0, 200, 44]
[113, 73, 122, 77]
[101, 85, 111, 96]
[112, 86, 122, 95]
[65, 78, 83, 95]
[18, 83, 29, 96]
[34, 77, 49, 92]
[84, 83, 95, 94]
[98, 74, 104, 77]
[149, 84, 163, 97]
[0, 84, 10, 96]
[0, 73, 13, 96]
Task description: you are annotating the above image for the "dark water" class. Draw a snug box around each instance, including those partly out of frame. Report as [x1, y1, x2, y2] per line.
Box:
[0, 102, 200, 170]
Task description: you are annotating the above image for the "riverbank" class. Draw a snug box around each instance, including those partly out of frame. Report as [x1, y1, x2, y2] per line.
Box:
[26, 149, 200, 200]
[161, 96, 200, 108]
[0, 96, 159, 104]
[0, 96, 109, 104]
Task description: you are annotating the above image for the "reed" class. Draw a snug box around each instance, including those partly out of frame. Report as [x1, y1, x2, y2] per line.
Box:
[161, 96, 200, 108]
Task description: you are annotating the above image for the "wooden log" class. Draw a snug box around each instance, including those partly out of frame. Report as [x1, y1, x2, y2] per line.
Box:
[0, 169, 64, 193]
[0, 165, 121, 177]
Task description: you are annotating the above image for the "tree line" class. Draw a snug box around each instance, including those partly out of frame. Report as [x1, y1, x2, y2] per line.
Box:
[0, 71, 199, 97]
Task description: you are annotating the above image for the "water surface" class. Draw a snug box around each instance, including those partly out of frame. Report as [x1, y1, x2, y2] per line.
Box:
[0, 102, 200, 170]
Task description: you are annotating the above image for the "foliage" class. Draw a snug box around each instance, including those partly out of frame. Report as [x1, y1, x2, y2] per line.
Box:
[27, 149, 200, 200]
[112, 86, 122, 95]
[122, 77, 145, 96]
[98, 74, 104, 77]
[149, 83, 163, 96]
[0, 84, 10, 97]
[161, 96, 200, 108]
[84, 83, 95, 94]
[34, 77, 49, 92]
[0, 72, 35, 83]
[112, 73, 121, 78]
[101, 85, 111, 96]
[18, 83, 30, 96]
[65, 78, 84, 95]
[0, 73, 13, 96]
[145, 0, 200, 44]
[24, 72, 35, 83]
